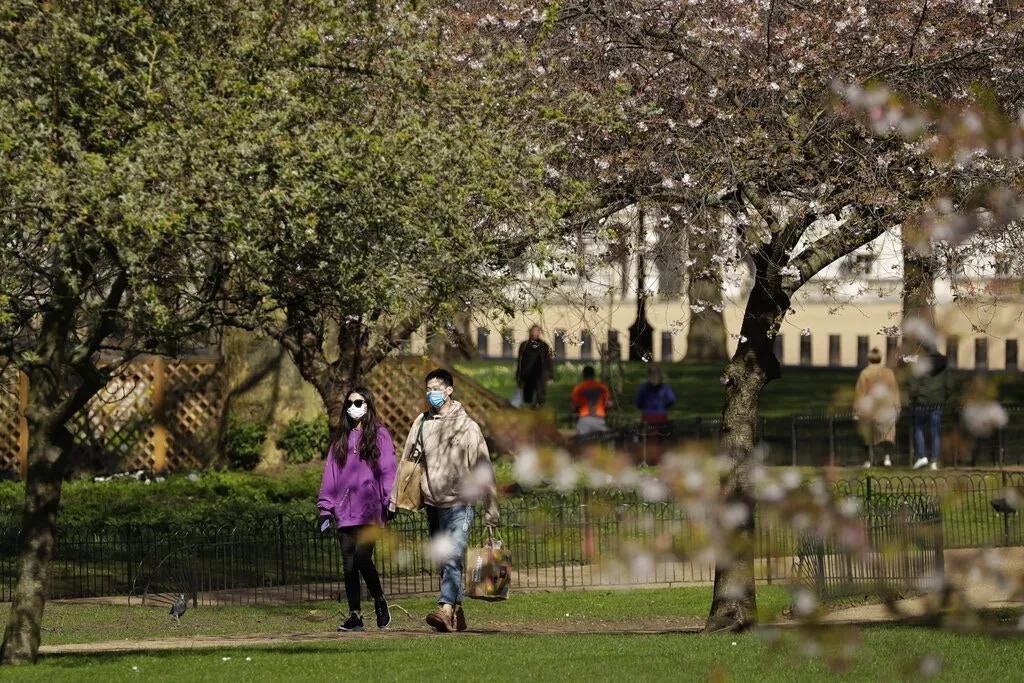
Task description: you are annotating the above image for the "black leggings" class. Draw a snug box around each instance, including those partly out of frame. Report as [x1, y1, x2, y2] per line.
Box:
[337, 526, 384, 612]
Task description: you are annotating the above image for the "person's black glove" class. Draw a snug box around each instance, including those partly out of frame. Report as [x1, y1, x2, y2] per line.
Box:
[385, 507, 397, 523]
[317, 514, 333, 534]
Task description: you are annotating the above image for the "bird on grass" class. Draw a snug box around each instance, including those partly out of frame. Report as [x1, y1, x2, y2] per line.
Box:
[992, 497, 1018, 514]
[170, 594, 187, 625]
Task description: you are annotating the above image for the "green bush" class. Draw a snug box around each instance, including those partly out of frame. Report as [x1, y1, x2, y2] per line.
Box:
[0, 468, 321, 527]
[223, 420, 268, 471]
[276, 415, 329, 464]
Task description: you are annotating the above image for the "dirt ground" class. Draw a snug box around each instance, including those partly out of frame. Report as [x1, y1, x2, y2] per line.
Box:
[40, 621, 707, 655]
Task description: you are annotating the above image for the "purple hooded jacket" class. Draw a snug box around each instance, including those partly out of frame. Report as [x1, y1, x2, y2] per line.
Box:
[317, 426, 397, 527]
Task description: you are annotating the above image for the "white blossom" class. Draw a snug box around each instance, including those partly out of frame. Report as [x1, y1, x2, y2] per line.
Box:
[427, 532, 458, 563]
[513, 447, 542, 487]
[961, 401, 1008, 436]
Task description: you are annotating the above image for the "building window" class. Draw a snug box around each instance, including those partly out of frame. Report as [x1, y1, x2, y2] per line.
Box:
[799, 335, 812, 366]
[975, 338, 988, 371]
[839, 251, 877, 277]
[773, 334, 784, 364]
[661, 332, 673, 361]
[947, 336, 959, 368]
[607, 330, 621, 360]
[554, 330, 566, 359]
[476, 327, 490, 357]
[580, 331, 593, 359]
[828, 335, 841, 367]
[501, 330, 515, 359]
[1007, 340, 1019, 371]
[857, 336, 869, 367]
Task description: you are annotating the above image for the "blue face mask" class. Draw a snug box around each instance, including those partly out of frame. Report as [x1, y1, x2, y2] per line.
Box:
[427, 389, 446, 409]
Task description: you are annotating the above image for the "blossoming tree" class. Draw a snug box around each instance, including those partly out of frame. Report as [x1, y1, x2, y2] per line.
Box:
[469, 0, 1024, 630]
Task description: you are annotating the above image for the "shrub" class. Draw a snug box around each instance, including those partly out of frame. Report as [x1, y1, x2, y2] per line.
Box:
[223, 420, 268, 471]
[276, 415, 329, 464]
[0, 468, 321, 527]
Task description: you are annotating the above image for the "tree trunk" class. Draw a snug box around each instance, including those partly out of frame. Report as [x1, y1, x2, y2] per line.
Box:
[705, 284, 786, 632]
[902, 221, 935, 352]
[320, 375, 347, 441]
[684, 221, 728, 362]
[442, 313, 478, 363]
[1, 384, 68, 664]
[653, 208, 686, 300]
[685, 276, 729, 362]
[278, 311, 426, 442]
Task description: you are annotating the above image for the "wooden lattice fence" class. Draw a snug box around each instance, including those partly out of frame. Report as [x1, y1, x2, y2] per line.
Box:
[0, 354, 508, 478]
[365, 356, 510, 438]
[0, 370, 28, 477]
[1, 357, 222, 478]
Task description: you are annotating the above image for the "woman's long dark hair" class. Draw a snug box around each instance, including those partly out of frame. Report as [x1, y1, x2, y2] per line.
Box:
[333, 386, 382, 474]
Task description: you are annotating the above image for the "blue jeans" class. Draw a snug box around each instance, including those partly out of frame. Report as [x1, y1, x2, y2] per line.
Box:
[913, 406, 942, 462]
[426, 505, 474, 605]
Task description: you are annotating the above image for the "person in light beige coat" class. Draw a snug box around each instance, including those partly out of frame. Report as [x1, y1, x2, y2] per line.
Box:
[390, 368, 499, 634]
[854, 347, 901, 467]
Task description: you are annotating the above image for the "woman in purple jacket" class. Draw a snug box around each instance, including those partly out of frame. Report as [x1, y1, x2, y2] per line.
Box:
[317, 386, 397, 632]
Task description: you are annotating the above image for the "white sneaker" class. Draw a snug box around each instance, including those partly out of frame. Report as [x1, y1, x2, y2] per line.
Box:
[913, 457, 930, 470]
[883, 456, 892, 467]
[862, 461, 872, 469]
[929, 462, 938, 471]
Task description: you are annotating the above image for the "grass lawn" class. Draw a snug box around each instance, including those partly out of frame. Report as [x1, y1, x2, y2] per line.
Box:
[7, 626, 1024, 681]
[456, 360, 864, 421]
[455, 359, 1024, 424]
[4, 587, 790, 646]
[2, 586, 1023, 681]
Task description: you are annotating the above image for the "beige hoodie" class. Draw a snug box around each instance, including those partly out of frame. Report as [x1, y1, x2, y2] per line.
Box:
[391, 401, 500, 525]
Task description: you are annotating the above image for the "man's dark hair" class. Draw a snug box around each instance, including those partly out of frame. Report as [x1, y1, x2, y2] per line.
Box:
[425, 368, 455, 387]
[582, 366, 595, 379]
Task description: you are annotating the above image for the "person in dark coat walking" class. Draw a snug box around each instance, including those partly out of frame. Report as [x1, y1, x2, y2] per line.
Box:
[515, 325, 554, 408]
[908, 348, 951, 470]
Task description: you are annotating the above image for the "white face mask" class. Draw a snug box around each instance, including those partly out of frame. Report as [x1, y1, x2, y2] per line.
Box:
[347, 404, 367, 421]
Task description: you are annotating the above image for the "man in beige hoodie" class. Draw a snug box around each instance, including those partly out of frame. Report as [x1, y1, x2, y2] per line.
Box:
[391, 368, 500, 633]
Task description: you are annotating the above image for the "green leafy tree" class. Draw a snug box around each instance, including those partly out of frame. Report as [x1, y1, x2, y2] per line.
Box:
[0, 2, 574, 663]
[0, 1, 270, 663]
[217, 3, 570, 433]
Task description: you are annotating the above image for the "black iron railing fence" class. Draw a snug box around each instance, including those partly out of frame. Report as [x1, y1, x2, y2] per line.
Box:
[1, 472, 1022, 605]
[577, 405, 1024, 468]
[795, 491, 944, 602]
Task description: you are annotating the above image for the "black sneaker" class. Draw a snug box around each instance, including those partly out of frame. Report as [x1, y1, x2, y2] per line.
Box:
[373, 597, 392, 629]
[338, 611, 364, 632]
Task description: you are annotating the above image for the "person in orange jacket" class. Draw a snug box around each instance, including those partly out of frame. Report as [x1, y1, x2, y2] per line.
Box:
[571, 365, 611, 435]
